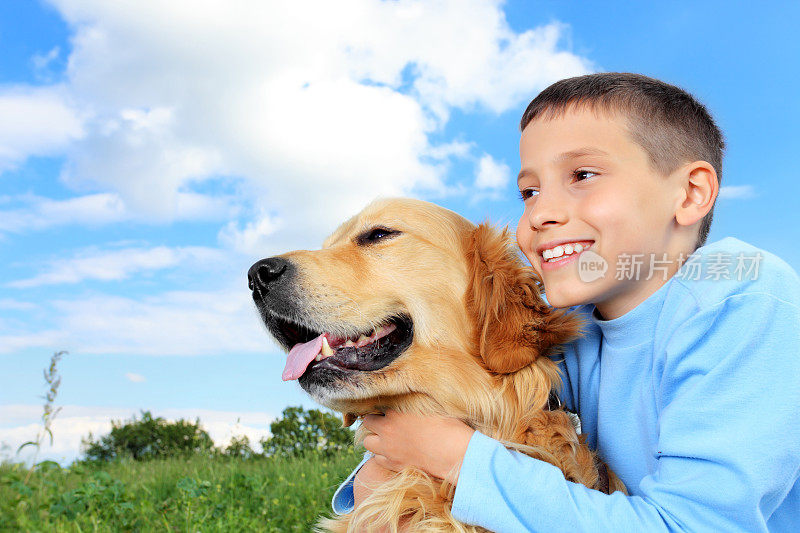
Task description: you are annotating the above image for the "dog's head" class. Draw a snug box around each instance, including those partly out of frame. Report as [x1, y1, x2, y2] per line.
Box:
[249, 198, 580, 417]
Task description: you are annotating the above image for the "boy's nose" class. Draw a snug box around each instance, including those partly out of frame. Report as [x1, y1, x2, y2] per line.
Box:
[528, 190, 568, 229]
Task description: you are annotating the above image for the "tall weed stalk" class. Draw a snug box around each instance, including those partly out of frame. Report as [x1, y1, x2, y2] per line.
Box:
[17, 351, 67, 484]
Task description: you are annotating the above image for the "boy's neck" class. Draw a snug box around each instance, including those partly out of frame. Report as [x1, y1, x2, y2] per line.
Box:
[593, 248, 692, 320]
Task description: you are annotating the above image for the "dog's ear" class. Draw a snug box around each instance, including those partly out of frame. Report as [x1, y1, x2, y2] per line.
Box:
[465, 223, 582, 374]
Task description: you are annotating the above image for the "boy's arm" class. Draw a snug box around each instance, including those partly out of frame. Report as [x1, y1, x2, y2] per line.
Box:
[452, 292, 800, 532]
[331, 411, 472, 514]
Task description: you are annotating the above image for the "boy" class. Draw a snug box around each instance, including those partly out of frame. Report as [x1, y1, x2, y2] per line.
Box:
[334, 73, 800, 531]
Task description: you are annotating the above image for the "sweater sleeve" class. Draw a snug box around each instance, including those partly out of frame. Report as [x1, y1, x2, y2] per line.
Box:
[452, 293, 800, 532]
[331, 452, 373, 515]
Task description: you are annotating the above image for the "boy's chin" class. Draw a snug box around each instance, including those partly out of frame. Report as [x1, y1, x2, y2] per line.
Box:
[543, 284, 592, 309]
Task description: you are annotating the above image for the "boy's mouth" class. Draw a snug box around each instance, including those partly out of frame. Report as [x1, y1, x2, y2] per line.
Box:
[538, 240, 595, 263]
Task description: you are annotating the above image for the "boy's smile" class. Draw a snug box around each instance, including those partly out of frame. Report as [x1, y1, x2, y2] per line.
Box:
[516, 107, 688, 319]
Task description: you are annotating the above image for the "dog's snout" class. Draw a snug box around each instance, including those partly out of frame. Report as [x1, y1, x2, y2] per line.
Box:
[248, 257, 291, 292]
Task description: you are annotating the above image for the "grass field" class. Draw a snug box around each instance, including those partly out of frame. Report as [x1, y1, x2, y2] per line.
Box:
[0, 450, 363, 531]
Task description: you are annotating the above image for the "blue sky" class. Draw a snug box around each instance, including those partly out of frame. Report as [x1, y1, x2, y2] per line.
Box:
[2, 0, 799, 463]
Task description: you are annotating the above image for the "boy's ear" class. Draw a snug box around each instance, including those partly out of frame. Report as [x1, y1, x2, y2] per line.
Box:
[465, 224, 582, 374]
[675, 160, 718, 226]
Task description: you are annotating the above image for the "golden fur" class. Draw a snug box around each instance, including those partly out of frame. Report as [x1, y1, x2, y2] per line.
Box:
[260, 198, 625, 532]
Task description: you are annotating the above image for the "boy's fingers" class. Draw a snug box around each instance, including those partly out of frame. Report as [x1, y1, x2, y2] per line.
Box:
[363, 433, 380, 454]
[373, 454, 402, 473]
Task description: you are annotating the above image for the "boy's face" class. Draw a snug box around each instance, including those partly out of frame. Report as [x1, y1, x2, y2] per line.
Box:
[516, 107, 685, 319]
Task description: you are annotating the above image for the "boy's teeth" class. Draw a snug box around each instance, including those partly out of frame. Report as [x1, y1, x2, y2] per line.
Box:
[542, 242, 589, 262]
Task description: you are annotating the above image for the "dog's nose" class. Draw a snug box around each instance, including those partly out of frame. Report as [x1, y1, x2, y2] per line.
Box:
[248, 257, 290, 292]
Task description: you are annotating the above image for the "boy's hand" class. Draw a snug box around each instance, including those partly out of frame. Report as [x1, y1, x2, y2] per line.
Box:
[353, 458, 411, 532]
[361, 409, 475, 484]
[353, 457, 395, 505]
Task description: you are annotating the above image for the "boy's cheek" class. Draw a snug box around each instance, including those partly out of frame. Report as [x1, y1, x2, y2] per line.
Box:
[526, 253, 545, 283]
[515, 229, 540, 271]
[523, 250, 541, 271]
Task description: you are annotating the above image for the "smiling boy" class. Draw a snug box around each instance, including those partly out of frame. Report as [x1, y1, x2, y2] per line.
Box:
[336, 73, 800, 531]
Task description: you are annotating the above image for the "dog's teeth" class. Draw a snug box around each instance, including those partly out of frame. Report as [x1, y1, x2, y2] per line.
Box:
[321, 337, 334, 357]
[314, 354, 322, 362]
[344, 339, 355, 347]
[354, 334, 374, 348]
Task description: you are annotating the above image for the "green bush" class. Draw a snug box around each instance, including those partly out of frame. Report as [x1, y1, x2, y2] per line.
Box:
[224, 434, 254, 459]
[261, 406, 353, 458]
[49, 470, 139, 527]
[81, 410, 214, 462]
[79, 406, 354, 463]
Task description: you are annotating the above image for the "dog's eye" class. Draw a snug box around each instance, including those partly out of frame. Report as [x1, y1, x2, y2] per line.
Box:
[357, 227, 400, 246]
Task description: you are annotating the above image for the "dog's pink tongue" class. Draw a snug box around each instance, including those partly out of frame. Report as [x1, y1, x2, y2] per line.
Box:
[282, 334, 324, 381]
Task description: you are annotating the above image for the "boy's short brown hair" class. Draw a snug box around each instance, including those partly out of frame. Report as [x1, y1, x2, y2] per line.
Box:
[520, 72, 724, 248]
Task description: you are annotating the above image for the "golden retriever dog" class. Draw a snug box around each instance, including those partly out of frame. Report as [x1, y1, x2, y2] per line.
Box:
[248, 198, 624, 532]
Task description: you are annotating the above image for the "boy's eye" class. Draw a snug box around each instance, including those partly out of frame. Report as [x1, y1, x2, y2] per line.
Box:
[518, 188, 539, 201]
[573, 169, 598, 181]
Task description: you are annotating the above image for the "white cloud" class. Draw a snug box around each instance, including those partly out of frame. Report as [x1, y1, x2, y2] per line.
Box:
[0, 330, 65, 355]
[0, 404, 274, 465]
[474, 153, 511, 190]
[7, 245, 226, 288]
[0, 192, 237, 234]
[719, 184, 755, 200]
[0, 299, 37, 311]
[0, 286, 271, 356]
[424, 140, 474, 160]
[0, 86, 83, 170]
[32, 46, 61, 71]
[0, 193, 126, 233]
[31, 46, 62, 83]
[0, 240, 273, 358]
[24, 0, 591, 237]
[218, 212, 283, 257]
[124, 372, 146, 383]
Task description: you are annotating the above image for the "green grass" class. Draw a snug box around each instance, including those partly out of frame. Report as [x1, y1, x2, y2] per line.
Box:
[0, 450, 363, 532]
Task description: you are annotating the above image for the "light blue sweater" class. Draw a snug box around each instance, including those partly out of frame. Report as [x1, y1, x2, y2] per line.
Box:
[334, 237, 800, 532]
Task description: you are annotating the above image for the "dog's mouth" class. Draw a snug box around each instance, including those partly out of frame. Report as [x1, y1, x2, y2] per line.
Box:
[265, 313, 413, 381]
